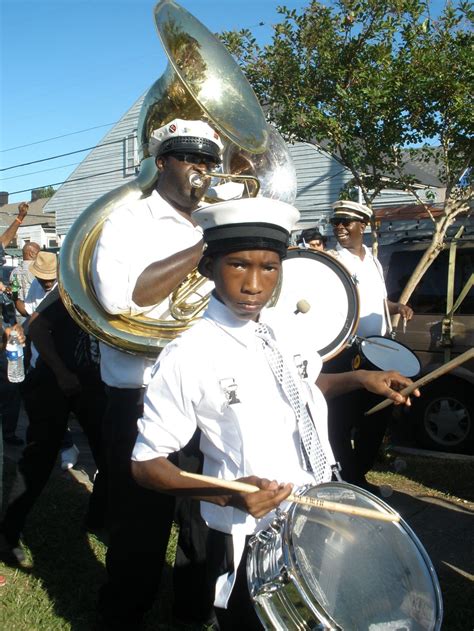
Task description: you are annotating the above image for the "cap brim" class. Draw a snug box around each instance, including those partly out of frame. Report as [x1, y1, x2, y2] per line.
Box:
[331, 211, 367, 221]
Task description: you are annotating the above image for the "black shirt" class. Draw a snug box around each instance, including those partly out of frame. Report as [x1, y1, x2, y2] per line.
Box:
[32, 286, 100, 379]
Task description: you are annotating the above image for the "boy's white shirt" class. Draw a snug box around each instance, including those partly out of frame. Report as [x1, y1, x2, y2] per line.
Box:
[133, 295, 336, 606]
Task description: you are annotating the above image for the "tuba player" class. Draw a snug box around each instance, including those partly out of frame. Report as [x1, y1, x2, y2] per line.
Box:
[92, 118, 222, 630]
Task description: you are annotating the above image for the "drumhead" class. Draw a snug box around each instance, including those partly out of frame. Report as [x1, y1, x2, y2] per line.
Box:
[265, 249, 359, 361]
[361, 336, 421, 377]
[288, 483, 442, 630]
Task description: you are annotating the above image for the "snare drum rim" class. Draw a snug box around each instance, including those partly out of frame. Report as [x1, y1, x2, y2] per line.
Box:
[247, 509, 342, 630]
[360, 335, 422, 377]
[285, 481, 443, 630]
[273, 248, 360, 362]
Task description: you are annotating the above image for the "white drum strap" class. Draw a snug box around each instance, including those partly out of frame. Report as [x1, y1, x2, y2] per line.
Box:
[256, 323, 329, 483]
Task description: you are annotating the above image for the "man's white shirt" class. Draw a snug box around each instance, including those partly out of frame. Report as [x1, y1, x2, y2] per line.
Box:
[92, 190, 203, 388]
[330, 243, 388, 338]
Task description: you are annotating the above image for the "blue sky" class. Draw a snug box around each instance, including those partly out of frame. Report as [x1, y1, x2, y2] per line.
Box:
[0, 0, 311, 204]
[0, 0, 447, 204]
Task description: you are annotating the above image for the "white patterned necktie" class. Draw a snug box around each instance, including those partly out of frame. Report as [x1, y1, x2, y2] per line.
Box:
[255, 322, 328, 483]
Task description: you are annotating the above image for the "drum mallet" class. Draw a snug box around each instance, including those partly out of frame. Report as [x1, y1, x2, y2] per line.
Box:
[294, 299, 311, 315]
[365, 347, 474, 416]
[180, 471, 399, 523]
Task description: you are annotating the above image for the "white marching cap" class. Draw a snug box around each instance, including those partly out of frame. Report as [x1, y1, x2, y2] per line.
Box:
[331, 199, 373, 222]
[194, 197, 300, 233]
[148, 118, 223, 160]
[193, 197, 300, 257]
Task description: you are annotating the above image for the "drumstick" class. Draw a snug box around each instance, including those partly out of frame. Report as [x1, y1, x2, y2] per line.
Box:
[365, 347, 474, 416]
[357, 336, 400, 351]
[180, 471, 399, 523]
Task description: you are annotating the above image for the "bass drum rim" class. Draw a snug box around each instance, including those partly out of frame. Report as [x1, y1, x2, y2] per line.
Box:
[269, 248, 360, 362]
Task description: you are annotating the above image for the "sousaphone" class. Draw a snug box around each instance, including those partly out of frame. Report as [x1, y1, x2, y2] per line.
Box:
[58, 0, 297, 357]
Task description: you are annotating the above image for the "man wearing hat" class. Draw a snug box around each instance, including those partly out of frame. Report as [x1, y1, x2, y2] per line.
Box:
[92, 118, 223, 629]
[14, 251, 57, 319]
[325, 200, 414, 489]
[130, 197, 418, 629]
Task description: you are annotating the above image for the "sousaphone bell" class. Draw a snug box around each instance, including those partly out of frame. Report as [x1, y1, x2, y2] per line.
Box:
[58, 0, 297, 357]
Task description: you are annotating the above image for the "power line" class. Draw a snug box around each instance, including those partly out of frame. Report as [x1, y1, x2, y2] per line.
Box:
[8, 166, 137, 196]
[0, 137, 133, 173]
[0, 148, 131, 182]
[0, 122, 118, 153]
[0, 160, 84, 181]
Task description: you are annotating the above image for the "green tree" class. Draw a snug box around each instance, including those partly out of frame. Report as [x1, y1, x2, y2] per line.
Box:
[32, 185, 56, 199]
[221, 0, 473, 313]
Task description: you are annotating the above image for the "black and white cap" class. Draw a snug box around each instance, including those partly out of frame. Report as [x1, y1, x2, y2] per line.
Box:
[331, 200, 373, 222]
[149, 118, 223, 163]
[194, 197, 300, 258]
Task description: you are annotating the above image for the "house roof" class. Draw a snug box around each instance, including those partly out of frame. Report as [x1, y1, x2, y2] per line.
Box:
[0, 198, 55, 230]
[399, 149, 446, 188]
[311, 139, 445, 188]
[374, 203, 445, 222]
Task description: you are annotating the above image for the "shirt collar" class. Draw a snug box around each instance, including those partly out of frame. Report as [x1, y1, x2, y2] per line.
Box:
[335, 242, 371, 261]
[204, 294, 264, 347]
[148, 190, 204, 233]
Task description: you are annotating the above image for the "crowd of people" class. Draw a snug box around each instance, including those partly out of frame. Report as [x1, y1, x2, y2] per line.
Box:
[0, 119, 417, 630]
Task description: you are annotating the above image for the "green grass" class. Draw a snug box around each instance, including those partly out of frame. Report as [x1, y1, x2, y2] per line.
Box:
[370, 451, 474, 631]
[1, 453, 473, 630]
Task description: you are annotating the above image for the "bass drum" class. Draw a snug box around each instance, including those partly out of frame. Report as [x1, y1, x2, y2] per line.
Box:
[266, 249, 359, 361]
[247, 482, 443, 631]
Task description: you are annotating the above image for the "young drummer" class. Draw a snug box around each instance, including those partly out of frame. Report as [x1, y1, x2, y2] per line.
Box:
[131, 197, 418, 630]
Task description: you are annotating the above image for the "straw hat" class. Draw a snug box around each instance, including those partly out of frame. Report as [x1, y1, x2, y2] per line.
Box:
[30, 251, 57, 280]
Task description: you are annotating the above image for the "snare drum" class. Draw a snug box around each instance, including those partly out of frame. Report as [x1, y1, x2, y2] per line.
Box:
[353, 336, 421, 378]
[265, 249, 359, 361]
[247, 482, 442, 631]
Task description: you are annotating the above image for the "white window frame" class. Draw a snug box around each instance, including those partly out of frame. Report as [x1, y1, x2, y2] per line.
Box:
[124, 132, 139, 176]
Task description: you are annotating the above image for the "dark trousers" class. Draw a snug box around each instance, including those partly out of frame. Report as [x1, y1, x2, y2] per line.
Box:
[173, 431, 215, 625]
[207, 530, 263, 631]
[323, 348, 390, 484]
[98, 387, 175, 629]
[0, 379, 21, 439]
[98, 387, 215, 628]
[1, 368, 107, 545]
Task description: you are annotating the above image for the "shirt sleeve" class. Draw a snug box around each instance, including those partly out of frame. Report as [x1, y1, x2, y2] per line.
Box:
[92, 207, 138, 315]
[132, 343, 200, 461]
[24, 280, 40, 315]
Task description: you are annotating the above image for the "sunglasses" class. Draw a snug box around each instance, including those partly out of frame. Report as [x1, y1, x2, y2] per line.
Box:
[330, 218, 362, 227]
[169, 152, 218, 169]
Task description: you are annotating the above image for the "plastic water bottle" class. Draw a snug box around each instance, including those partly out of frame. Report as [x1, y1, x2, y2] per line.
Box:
[6, 330, 25, 383]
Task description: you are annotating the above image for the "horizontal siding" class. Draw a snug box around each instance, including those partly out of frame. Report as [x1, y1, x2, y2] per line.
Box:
[290, 142, 352, 228]
[44, 95, 145, 235]
[372, 188, 419, 207]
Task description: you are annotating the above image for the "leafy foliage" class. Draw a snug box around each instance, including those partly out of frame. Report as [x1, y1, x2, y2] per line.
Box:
[221, 0, 473, 302]
[222, 0, 472, 195]
[32, 185, 56, 199]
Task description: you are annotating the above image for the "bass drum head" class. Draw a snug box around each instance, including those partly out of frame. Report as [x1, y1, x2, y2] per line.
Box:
[288, 483, 442, 630]
[265, 249, 359, 361]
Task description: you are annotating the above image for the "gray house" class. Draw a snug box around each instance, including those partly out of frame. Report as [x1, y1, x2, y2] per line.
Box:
[44, 93, 433, 238]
